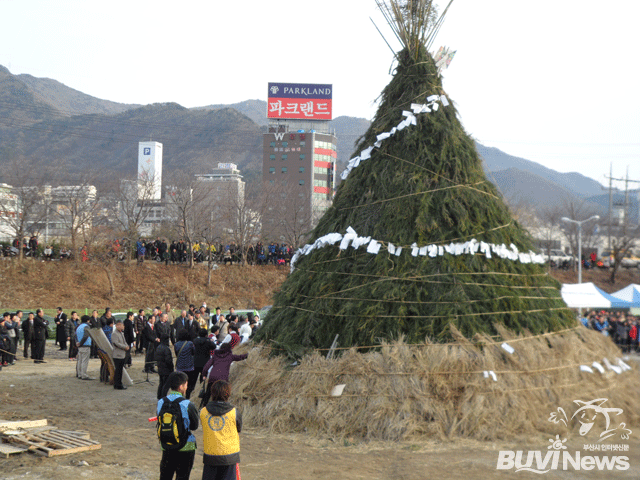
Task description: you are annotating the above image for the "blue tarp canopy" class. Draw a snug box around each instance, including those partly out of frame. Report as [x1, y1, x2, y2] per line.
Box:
[611, 284, 640, 307]
[560, 282, 633, 309]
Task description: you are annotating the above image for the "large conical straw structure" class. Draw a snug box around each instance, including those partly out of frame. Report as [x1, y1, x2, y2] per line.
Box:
[254, 1, 574, 354]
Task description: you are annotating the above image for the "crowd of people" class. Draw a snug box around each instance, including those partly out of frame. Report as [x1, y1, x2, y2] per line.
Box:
[0, 302, 256, 480]
[2, 235, 297, 268]
[132, 238, 295, 266]
[580, 310, 639, 352]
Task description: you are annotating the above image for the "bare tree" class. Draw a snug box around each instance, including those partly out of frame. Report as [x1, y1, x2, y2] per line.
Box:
[266, 182, 318, 248]
[165, 170, 215, 268]
[0, 153, 56, 260]
[112, 168, 160, 260]
[219, 182, 272, 265]
[50, 172, 100, 261]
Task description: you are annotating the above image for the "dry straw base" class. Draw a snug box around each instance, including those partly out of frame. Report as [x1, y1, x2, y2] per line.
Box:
[229, 326, 639, 441]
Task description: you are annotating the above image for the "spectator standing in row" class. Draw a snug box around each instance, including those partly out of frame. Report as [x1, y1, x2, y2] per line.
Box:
[154, 333, 174, 399]
[66, 311, 79, 360]
[174, 329, 197, 399]
[1, 313, 12, 366]
[135, 309, 146, 354]
[5, 313, 18, 365]
[156, 313, 174, 345]
[100, 308, 113, 328]
[123, 311, 135, 368]
[112, 320, 129, 390]
[55, 307, 68, 351]
[21, 312, 34, 359]
[143, 315, 159, 373]
[32, 309, 48, 364]
[163, 303, 174, 325]
[76, 315, 93, 380]
[225, 307, 237, 323]
[89, 310, 101, 358]
[193, 328, 217, 383]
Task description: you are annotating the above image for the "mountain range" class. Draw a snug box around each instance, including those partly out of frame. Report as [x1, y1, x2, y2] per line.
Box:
[0, 64, 623, 217]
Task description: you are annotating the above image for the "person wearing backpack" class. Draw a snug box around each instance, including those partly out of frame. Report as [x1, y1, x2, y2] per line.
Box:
[157, 371, 200, 480]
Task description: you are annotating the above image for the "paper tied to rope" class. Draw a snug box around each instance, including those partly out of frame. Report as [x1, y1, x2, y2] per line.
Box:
[289, 225, 546, 272]
[603, 357, 622, 375]
[580, 365, 594, 373]
[483, 370, 497, 382]
[331, 384, 346, 397]
[591, 361, 605, 374]
[617, 358, 632, 372]
[501, 343, 515, 355]
[340, 94, 450, 181]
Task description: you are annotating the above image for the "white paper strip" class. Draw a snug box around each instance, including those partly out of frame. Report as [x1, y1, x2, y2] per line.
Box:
[331, 384, 346, 397]
[289, 226, 547, 271]
[501, 343, 515, 355]
[367, 240, 381, 254]
[483, 370, 497, 381]
[580, 365, 594, 373]
[591, 362, 605, 374]
[617, 359, 632, 371]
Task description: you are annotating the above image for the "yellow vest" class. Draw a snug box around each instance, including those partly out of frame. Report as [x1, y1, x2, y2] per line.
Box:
[201, 407, 240, 458]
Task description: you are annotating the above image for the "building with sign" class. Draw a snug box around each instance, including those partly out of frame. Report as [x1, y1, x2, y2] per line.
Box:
[138, 141, 163, 200]
[263, 82, 337, 245]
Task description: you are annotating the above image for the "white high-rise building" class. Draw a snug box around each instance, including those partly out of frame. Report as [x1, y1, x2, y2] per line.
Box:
[138, 141, 163, 200]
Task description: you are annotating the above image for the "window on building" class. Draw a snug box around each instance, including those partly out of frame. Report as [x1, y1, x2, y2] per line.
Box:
[300, 154, 305, 160]
[270, 141, 276, 147]
[269, 167, 275, 174]
[282, 141, 288, 148]
[282, 167, 287, 173]
[282, 154, 287, 160]
[270, 154, 276, 160]
[289, 134, 295, 140]
[300, 141, 306, 147]
[299, 180, 305, 185]
[299, 167, 304, 173]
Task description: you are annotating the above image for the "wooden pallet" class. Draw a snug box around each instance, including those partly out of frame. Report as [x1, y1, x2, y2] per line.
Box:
[0, 420, 101, 457]
[0, 443, 29, 458]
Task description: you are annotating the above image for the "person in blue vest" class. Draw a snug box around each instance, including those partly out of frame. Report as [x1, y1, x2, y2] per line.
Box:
[157, 371, 199, 480]
[75, 315, 93, 380]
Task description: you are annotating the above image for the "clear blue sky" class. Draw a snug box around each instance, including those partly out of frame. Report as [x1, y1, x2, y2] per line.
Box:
[1, 0, 638, 187]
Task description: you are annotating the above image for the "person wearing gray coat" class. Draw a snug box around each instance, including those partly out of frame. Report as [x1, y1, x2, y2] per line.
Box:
[111, 320, 129, 390]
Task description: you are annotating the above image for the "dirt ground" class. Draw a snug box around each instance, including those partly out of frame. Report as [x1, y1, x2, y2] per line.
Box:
[1, 344, 639, 480]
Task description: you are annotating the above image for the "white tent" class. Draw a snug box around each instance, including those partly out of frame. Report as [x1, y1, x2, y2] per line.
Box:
[611, 284, 640, 307]
[560, 282, 632, 309]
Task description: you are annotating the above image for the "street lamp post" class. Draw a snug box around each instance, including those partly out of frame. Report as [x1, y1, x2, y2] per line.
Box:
[561, 215, 600, 284]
